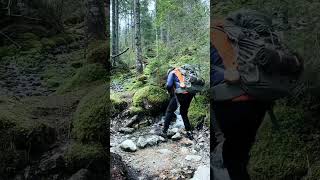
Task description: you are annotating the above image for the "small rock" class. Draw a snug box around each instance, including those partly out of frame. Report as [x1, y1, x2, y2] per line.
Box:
[68, 169, 91, 180]
[119, 127, 134, 134]
[167, 128, 179, 136]
[185, 155, 202, 162]
[191, 165, 210, 180]
[180, 147, 189, 154]
[172, 133, 182, 141]
[157, 149, 173, 155]
[137, 137, 147, 148]
[38, 153, 65, 174]
[180, 138, 194, 146]
[146, 135, 162, 146]
[120, 140, 137, 152]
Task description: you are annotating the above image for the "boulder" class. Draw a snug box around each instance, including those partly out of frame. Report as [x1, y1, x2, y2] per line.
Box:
[118, 127, 134, 134]
[120, 140, 137, 152]
[137, 137, 147, 148]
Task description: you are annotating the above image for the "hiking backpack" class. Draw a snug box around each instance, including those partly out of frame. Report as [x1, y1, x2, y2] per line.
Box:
[211, 9, 303, 101]
[172, 64, 205, 94]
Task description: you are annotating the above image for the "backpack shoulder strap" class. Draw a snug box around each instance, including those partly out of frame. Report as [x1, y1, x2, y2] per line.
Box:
[211, 24, 240, 82]
[211, 25, 238, 70]
[173, 68, 186, 88]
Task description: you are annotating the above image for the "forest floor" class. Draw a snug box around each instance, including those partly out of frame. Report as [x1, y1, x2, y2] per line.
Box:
[0, 35, 104, 179]
[110, 82, 210, 179]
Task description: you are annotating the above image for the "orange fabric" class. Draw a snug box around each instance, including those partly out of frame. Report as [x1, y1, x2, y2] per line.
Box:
[232, 95, 254, 102]
[173, 68, 188, 94]
[173, 68, 186, 88]
[211, 26, 238, 70]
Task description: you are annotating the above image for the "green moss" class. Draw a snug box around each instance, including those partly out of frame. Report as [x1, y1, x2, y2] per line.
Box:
[0, 45, 18, 57]
[189, 95, 209, 127]
[249, 106, 308, 179]
[72, 85, 108, 144]
[41, 37, 56, 50]
[110, 93, 127, 116]
[132, 85, 169, 115]
[18, 33, 40, 41]
[87, 40, 109, 65]
[64, 142, 107, 172]
[129, 106, 144, 115]
[58, 63, 107, 93]
[0, 97, 56, 176]
[21, 39, 43, 52]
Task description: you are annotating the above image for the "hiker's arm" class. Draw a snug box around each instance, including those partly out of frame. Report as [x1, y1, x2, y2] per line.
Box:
[210, 45, 225, 86]
[166, 72, 174, 91]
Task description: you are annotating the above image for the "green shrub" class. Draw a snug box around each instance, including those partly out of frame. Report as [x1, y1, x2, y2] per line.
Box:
[189, 95, 209, 127]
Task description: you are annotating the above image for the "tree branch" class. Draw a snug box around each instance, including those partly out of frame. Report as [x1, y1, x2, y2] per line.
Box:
[0, 30, 21, 49]
[112, 47, 129, 58]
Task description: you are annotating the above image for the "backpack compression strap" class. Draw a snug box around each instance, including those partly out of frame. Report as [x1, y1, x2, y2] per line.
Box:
[173, 68, 186, 88]
[211, 21, 240, 83]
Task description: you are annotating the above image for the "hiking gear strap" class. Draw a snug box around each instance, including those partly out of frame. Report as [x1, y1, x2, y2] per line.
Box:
[173, 68, 186, 88]
[211, 26, 240, 83]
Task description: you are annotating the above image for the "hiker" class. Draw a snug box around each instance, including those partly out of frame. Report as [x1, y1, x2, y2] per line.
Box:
[210, 9, 303, 180]
[159, 64, 204, 140]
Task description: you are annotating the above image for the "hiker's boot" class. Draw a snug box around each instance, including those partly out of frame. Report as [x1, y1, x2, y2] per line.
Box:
[157, 131, 168, 139]
[186, 131, 194, 140]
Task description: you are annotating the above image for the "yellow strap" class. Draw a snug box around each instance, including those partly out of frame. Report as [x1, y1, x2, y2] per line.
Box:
[173, 68, 186, 88]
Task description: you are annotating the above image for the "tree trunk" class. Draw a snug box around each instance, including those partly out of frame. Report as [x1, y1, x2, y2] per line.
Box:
[134, 0, 143, 73]
[111, 0, 119, 66]
[86, 0, 106, 41]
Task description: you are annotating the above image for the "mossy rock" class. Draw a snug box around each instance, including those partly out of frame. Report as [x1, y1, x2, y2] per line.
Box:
[64, 142, 108, 173]
[87, 40, 109, 66]
[72, 85, 109, 144]
[189, 95, 209, 128]
[21, 39, 43, 52]
[18, 33, 40, 41]
[0, 45, 18, 57]
[58, 63, 107, 93]
[41, 37, 56, 50]
[249, 106, 308, 179]
[0, 97, 56, 176]
[132, 85, 169, 115]
[51, 33, 75, 46]
[110, 93, 127, 117]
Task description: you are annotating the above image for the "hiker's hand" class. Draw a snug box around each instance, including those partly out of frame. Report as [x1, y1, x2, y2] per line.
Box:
[224, 69, 240, 84]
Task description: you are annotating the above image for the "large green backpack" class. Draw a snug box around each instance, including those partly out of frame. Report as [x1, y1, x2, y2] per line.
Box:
[212, 9, 303, 101]
[173, 64, 205, 94]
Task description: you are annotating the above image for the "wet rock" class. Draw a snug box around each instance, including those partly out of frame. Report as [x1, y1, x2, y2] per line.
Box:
[157, 149, 173, 155]
[172, 133, 182, 141]
[120, 140, 137, 152]
[191, 165, 210, 180]
[68, 169, 91, 180]
[137, 137, 147, 148]
[167, 128, 179, 137]
[146, 135, 164, 146]
[180, 138, 194, 147]
[185, 155, 202, 162]
[38, 153, 65, 175]
[119, 127, 135, 134]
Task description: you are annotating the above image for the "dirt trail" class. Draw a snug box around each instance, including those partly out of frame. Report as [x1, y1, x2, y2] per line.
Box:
[110, 84, 210, 179]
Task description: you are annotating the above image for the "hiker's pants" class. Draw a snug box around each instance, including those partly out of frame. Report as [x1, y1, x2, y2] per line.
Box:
[163, 93, 194, 133]
[213, 100, 269, 180]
